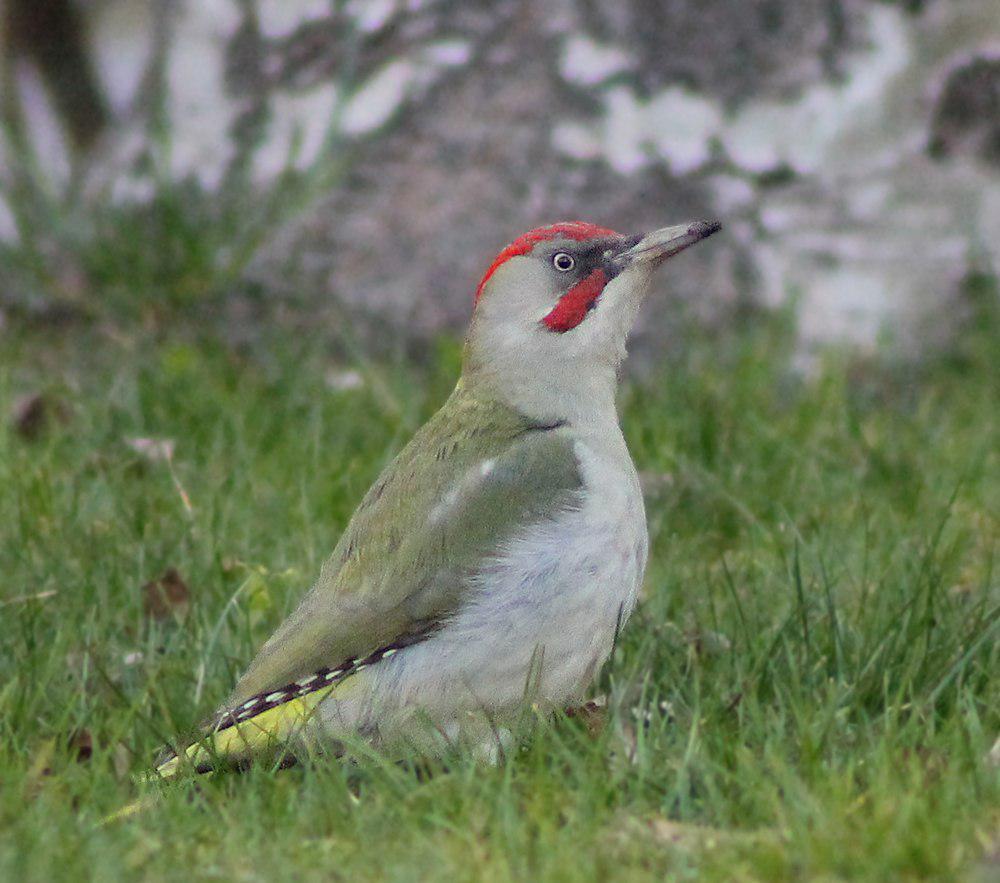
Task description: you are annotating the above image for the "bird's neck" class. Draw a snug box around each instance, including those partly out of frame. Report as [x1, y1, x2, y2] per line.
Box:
[460, 339, 621, 430]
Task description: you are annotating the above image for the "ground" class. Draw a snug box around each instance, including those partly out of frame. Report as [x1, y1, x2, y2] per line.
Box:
[0, 298, 997, 881]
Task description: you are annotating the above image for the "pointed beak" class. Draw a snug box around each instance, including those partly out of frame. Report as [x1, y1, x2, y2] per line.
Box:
[613, 220, 721, 270]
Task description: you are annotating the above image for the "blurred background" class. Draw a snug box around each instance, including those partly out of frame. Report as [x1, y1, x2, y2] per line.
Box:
[1, 0, 997, 359]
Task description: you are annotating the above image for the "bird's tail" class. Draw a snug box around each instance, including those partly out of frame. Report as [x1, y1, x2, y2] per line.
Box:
[100, 676, 348, 826]
[154, 679, 341, 779]
[101, 637, 418, 825]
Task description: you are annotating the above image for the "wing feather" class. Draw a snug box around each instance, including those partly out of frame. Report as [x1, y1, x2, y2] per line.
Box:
[224, 385, 583, 707]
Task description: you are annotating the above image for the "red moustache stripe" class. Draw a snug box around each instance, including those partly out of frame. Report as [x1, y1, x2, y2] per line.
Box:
[542, 269, 609, 332]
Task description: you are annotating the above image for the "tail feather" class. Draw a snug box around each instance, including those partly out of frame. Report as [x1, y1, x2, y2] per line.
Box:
[101, 633, 427, 825]
[98, 682, 342, 827]
[154, 682, 340, 779]
[155, 624, 435, 779]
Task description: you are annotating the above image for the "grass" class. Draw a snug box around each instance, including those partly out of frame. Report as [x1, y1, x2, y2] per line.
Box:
[0, 297, 997, 881]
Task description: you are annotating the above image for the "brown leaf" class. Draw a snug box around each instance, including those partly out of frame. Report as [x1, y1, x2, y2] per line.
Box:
[68, 728, 93, 762]
[142, 568, 191, 621]
[564, 696, 607, 738]
[12, 393, 69, 440]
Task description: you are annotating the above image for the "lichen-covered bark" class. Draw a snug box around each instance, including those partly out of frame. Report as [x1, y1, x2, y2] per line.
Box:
[929, 56, 1000, 169]
[0, 0, 997, 355]
[2, 0, 110, 149]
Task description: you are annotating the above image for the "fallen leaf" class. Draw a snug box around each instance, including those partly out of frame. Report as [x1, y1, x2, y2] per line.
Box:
[142, 568, 191, 621]
[565, 696, 608, 737]
[12, 393, 69, 440]
[68, 728, 93, 762]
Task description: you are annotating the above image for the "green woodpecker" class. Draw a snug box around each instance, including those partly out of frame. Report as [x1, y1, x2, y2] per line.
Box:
[157, 219, 721, 775]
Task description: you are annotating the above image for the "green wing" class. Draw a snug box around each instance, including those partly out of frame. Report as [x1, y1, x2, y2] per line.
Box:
[225, 384, 583, 707]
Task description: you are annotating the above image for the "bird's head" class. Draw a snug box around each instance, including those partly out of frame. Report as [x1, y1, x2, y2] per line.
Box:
[464, 219, 721, 422]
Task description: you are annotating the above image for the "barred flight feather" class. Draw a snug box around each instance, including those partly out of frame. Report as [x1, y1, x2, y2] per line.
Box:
[154, 628, 436, 778]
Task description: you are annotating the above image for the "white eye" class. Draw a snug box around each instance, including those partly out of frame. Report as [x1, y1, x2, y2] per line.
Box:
[552, 252, 575, 272]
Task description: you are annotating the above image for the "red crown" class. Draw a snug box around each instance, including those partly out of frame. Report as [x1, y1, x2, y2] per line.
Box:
[475, 222, 621, 302]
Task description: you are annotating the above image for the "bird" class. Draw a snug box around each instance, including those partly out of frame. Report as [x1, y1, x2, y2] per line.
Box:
[155, 218, 721, 777]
